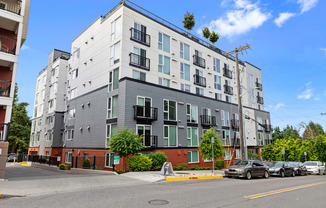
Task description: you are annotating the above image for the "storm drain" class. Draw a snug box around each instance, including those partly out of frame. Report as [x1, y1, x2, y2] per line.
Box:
[148, 199, 169, 205]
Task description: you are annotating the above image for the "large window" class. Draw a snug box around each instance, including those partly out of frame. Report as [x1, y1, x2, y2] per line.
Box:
[221, 110, 229, 126]
[72, 68, 78, 80]
[158, 32, 170, 53]
[137, 125, 152, 146]
[73, 48, 80, 61]
[234, 149, 240, 159]
[224, 149, 231, 160]
[49, 99, 55, 109]
[70, 88, 77, 99]
[105, 153, 115, 167]
[110, 42, 121, 66]
[163, 125, 177, 147]
[158, 54, 170, 75]
[222, 130, 230, 146]
[67, 129, 74, 140]
[68, 109, 76, 119]
[196, 87, 204, 96]
[180, 42, 190, 61]
[132, 69, 146, 81]
[188, 151, 199, 163]
[164, 100, 176, 121]
[249, 74, 255, 87]
[186, 104, 198, 123]
[187, 127, 198, 147]
[109, 68, 119, 91]
[181, 84, 191, 93]
[257, 117, 263, 130]
[106, 124, 117, 147]
[158, 77, 170, 87]
[213, 58, 220, 73]
[111, 16, 121, 41]
[215, 93, 222, 100]
[180, 63, 190, 81]
[214, 75, 221, 90]
[258, 132, 264, 146]
[65, 152, 72, 163]
[107, 96, 118, 119]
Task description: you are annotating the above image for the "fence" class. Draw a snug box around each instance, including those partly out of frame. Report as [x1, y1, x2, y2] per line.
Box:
[28, 155, 61, 166]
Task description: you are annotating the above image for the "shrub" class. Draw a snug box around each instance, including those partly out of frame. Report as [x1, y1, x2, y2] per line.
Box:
[198, 167, 212, 170]
[128, 155, 152, 172]
[59, 164, 66, 170]
[216, 159, 225, 170]
[116, 169, 124, 174]
[149, 152, 167, 170]
[67, 164, 72, 170]
[82, 159, 91, 169]
[190, 165, 199, 170]
[174, 163, 188, 171]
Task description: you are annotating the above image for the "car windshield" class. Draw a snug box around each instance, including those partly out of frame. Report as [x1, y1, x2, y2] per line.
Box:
[304, 162, 317, 166]
[235, 161, 252, 166]
[288, 162, 299, 167]
[268, 162, 283, 167]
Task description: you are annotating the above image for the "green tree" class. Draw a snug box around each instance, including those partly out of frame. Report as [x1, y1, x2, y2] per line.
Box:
[183, 11, 195, 30]
[282, 125, 300, 140]
[272, 126, 282, 141]
[302, 121, 324, 140]
[109, 127, 144, 172]
[313, 135, 326, 162]
[198, 128, 223, 161]
[261, 143, 275, 161]
[209, 31, 219, 44]
[8, 84, 31, 153]
[202, 27, 210, 39]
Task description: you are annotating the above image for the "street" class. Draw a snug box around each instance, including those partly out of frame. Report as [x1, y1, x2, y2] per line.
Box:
[1, 164, 326, 207]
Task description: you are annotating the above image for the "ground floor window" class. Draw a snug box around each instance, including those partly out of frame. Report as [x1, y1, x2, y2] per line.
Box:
[187, 127, 198, 147]
[65, 152, 72, 163]
[234, 149, 240, 159]
[45, 151, 50, 156]
[105, 152, 115, 167]
[106, 123, 117, 147]
[188, 151, 199, 163]
[258, 133, 264, 146]
[224, 149, 232, 160]
[164, 125, 177, 147]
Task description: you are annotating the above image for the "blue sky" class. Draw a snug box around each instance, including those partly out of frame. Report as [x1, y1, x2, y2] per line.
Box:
[17, 0, 326, 133]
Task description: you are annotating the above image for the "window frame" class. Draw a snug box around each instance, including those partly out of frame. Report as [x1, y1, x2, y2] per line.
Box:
[163, 125, 178, 147]
[65, 152, 72, 164]
[163, 99, 177, 121]
[188, 151, 199, 163]
[105, 152, 115, 168]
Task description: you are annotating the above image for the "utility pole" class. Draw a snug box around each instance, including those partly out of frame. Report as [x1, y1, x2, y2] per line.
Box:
[226, 44, 250, 160]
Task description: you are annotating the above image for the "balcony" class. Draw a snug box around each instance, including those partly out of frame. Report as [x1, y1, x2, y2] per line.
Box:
[0, 123, 10, 142]
[256, 81, 263, 91]
[144, 135, 158, 147]
[200, 115, 216, 127]
[231, 119, 239, 131]
[0, 79, 11, 97]
[193, 55, 205, 68]
[233, 134, 240, 147]
[133, 105, 158, 122]
[257, 96, 264, 104]
[129, 53, 150, 71]
[130, 28, 150, 47]
[0, 35, 17, 55]
[224, 85, 233, 95]
[223, 67, 232, 79]
[264, 124, 272, 132]
[193, 74, 206, 87]
[0, 0, 22, 15]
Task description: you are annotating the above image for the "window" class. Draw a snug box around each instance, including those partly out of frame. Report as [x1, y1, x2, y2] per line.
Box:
[51, 67, 57, 76]
[106, 124, 117, 147]
[107, 96, 118, 119]
[42, 90, 45, 99]
[158, 77, 170, 87]
[133, 22, 147, 42]
[180, 42, 190, 61]
[36, 79, 40, 90]
[37, 133, 40, 141]
[72, 69, 78, 79]
[163, 100, 176, 121]
[49, 99, 55, 108]
[164, 125, 177, 147]
[132, 69, 146, 81]
[196, 87, 204, 96]
[73, 48, 80, 61]
[186, 104, 198, 123]
[69, 109, 76, 118]
[105, 153, 115, 167]
[158, 54, 170, 75]
[38, 119, 42, 126]
[111, 16, 121, 41]
[158, 32, 170, 53]
[249, 74, 254, 87]
[110, 41, 120, 66]
[250, 89, 255, 101]
[109, 68, 119, 91]
[70, 88, 77, 99]
[137, 125, 152, 146]
[52, 82, 57, 92]
[234, 149, 240, 159]
[35, 93, 39, 105]
[224, 149, 231, 160]
[47, 133, 52, 141]
[39, 104, 43, 115]
[65, 152, 72, 163]
[181, 84, 191, 92]
[226, 95, 232, 103]
[257, 117, 263, 130]
[188, 151, 199, 163]
[67, 129, 74, 140]
[43, 75, 46, 85]
[187, 127, 198, 147]
[214, 75, 221, 90]
[46, 116, 54, 124]
[215, 93, 222, 100]
[221, 110, 229, 126]
[213, 58, 220, 73]
[34, 107, 38, 117]
[258, 132, 264, 146]
[222, 130, 230, 146]
[180, 63, 190, 81]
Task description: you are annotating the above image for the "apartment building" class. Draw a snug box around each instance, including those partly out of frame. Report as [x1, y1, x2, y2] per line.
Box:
[0, 0, 30, 178]
[29, 0, 271, 169]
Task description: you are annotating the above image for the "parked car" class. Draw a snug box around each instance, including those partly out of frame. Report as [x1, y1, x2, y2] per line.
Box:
[7, 153, 16, 162]
[304, 161, 325, 175]
[288, 162, 307, 176]
[268, 161, 295, 177]
[225, 160, 269, 180]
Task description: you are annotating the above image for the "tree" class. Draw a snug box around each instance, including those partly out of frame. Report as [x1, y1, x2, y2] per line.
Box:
[272, 126, 282, 141]
[183, 11, 195, 31]
[261, 143, 275, 161]
[198, 128, 223, 161]
[313, 135, 326, 163]
[8, 84, 31, 153]
[302, 121, 324, 140]
[109, 127, 144, 172]
[282, 125, 300, 140]
[209, 31, 219, 44]
[202, 27, 210, 39]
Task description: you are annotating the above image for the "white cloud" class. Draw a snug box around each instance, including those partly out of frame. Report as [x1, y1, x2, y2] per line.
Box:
[274, 103, 285, 110]
[297, 0, 319, 13]
[21, 45, 29, 50]
[297, 89, 312, 99]
[274, 12, 296, 27]
[314, 95, 320, 101]
[200, 0, 271, 38]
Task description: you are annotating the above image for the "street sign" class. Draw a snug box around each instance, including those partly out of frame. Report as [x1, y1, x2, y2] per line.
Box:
[114, 155, 120, 165]
[304, 152, 307, 156]
[282, 149, 285, 155]
[211, 137, 214, 143]
[57, 156, 61, 162]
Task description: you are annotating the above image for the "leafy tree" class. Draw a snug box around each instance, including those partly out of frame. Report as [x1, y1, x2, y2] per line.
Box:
[313, 135, 326, 162]
[302, 121, 324, 140]
[198, 128, 223, 160]
[109, 127, 144, 172]
[8, 84, 31, 153]
[282, 125, 300, 140]
[183, 11, 195, 30]
[272, 126, 282, 141]
[209, 31, 219, 44]
[202, 27, 210, 39]
[261, 143, 275, 161]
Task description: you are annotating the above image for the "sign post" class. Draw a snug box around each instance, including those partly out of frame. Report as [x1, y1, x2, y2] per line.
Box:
[282, 148, 285, 161]
[211, 137, 215, 175]
[114, 155, 120, 165]
[304, 152, 307, 161]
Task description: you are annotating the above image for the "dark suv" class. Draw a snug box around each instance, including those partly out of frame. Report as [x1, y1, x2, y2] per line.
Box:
[225, 160, 269, 180]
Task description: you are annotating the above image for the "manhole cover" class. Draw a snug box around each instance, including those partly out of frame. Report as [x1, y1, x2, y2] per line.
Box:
[148, 199, 169, 205]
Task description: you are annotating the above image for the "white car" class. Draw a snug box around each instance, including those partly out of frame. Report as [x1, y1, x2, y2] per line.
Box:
[304, 161, 325, 175]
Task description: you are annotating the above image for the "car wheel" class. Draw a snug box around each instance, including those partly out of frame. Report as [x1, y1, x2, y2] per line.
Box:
[298, 170, 301, 176]
[280, 170, 285, 178]
[264, 170, 269, 179]
[246, 171, 252, 180]
[292, 171, 295, 177]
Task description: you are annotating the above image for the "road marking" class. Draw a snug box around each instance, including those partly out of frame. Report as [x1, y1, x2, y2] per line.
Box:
[166, 175, 223, 181]
[244, 181, 326, 199]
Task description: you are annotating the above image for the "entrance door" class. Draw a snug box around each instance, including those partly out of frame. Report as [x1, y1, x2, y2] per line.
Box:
[137, 97, 151, 118]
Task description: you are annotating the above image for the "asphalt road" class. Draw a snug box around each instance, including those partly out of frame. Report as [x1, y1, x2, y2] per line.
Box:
[1, 171, 326, 208]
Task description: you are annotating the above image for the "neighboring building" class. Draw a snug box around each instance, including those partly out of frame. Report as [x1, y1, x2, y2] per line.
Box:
[28, 0, 271, 169]
[0, 0, 30, 178]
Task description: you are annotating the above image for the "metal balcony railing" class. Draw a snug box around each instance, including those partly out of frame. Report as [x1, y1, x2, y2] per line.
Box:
[0, 79, 11, 97]
[0, 123, 10, 142]
[130, 28, 150, 47]
[144, 135, 158, 147]
[223, 67, 232, 79]
[193, 74, 206, 87]
[231, 119, 239, 130]
[0, 0, 22, 15]
[200, 115, 216, 127]
[264, 124, 272, 132]
[0, 35, 17, 55]
[257, 96, 264, 104]
[256, 81, 263, 91]
[233, 135, 240, 147]
[224, 85, 233, 95]
[133, 105, 158, 121]
[129, 53, 150, 71]
[193, 55, 205, 68]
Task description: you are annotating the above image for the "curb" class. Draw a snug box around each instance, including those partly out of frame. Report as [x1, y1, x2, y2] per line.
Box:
[0, 193, 25, 199]
[166, 175, 224, 181]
